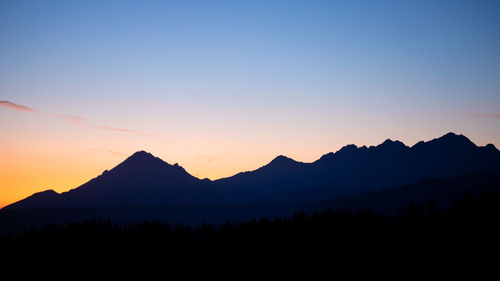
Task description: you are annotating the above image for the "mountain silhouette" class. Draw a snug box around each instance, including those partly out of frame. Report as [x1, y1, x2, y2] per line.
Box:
[3, 132, 500, 212]
[214, 132, 500, 202]
[5, 150, 215, 209]
[62, 150, 213, 206]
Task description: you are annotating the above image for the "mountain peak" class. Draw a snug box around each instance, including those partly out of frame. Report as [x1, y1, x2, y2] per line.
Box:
[410, 132, 477, 153]
[338, 144, 358, 153]
[485, 143, 497, 151]
[111, 150, 169, 173]
[429, 132, 474, 147]
[253, 155, 303, 173]
[2, 189, 60, 211]
[33, 189, 59, 197]
[128, 150, 156, 160]
[382, 138, 395, 145]
[376, 139, 408, 150]
[270, 155, 296, 165]
[441, 132, 468, 140]
[125, 150, 161, 162]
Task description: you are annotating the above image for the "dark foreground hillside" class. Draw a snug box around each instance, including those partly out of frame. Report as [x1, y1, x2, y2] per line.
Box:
[2, 190, 500, 267]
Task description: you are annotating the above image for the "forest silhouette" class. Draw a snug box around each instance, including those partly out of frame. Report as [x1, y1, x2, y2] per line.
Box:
[2, 189, 499, 262]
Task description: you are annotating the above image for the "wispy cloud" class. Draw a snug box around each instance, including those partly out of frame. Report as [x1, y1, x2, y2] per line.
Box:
[52, 114, 87, 123]
[461, 113, 500, 119]
[196, 152, 231, 165]
[83, 147, 127, 157]
[0, 100, 150, 136]
[0, 100, 86, 123]
[96, 126, 151, 136]
[1, 100, 39, 114]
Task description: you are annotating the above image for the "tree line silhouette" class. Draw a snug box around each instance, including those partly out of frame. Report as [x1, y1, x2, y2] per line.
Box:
[2, 190, 499, 264]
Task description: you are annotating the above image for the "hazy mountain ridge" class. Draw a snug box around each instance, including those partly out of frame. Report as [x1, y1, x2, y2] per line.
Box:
[3, 132, 500, 211]
[321, 172, 500, 215]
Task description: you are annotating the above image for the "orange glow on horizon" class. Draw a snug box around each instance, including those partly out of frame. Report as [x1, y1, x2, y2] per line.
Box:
[0, 147, 321, 209]
[2, 105, 499, 209]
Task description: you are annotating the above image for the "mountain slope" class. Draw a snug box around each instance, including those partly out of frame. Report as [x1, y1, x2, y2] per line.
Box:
[4, 151, 215, 210]
[3, 132, 500, 211]
[61, 151, 210, 206]
[214, 132, 500, 201]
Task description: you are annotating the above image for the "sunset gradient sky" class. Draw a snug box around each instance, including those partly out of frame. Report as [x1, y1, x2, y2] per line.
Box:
[1, 0, 500, 208]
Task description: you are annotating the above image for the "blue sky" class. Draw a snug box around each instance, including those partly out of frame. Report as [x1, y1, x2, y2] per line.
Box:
[2, 0, 499, 108]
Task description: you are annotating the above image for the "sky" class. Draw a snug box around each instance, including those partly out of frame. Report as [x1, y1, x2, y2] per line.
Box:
[1, 0, 500, 208]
